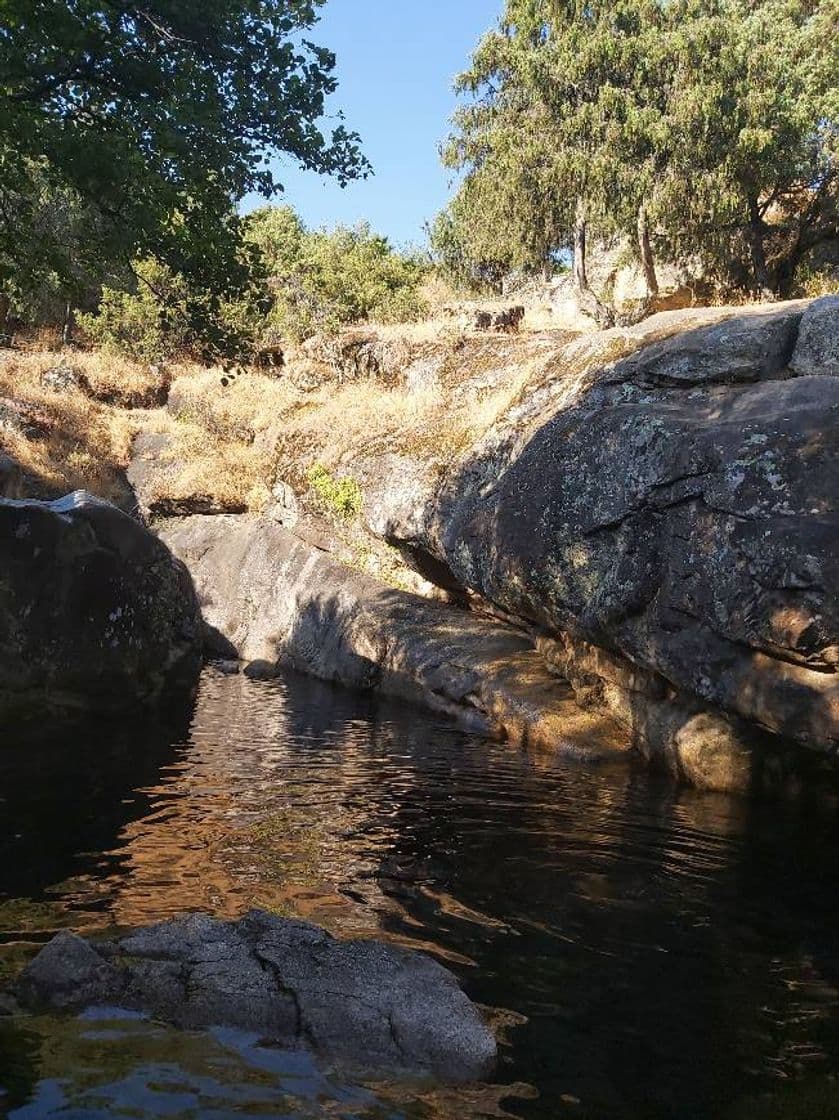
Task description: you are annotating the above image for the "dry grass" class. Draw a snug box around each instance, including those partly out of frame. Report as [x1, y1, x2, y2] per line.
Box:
[0, 350, 142, 504]
[153, 330, 555, 515]
[0, 323, 570, 519]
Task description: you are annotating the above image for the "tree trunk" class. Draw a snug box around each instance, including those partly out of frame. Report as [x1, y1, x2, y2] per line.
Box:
[747, 197, 774, 300]
[573, 198, 615, 328]
[0, 292, 9, 334]
[542, 258, 552, 283]
[637, 203, 659, 298]
[573, 197, 588, 290]
[62, 300, 75, 346]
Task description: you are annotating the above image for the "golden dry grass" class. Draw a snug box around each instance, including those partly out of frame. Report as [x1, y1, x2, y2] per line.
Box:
[0, 350, 140, 504]
[0, 323, 567, 518]
[152, 330, 554, 513]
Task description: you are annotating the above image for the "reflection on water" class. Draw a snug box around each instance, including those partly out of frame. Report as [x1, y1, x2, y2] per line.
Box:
[2, 670, 839, 1118]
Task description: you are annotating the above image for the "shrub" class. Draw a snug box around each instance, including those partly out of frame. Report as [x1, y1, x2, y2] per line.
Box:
[78, 258, 191, 363]
[307, 463, 362, 519]
[246, 207, 430, 341]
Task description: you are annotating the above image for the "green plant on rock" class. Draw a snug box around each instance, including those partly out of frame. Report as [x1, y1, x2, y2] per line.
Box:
[307, 463, 362, 520]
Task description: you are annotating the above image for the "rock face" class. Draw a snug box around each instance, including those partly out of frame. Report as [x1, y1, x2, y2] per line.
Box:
[14, 910, 497, 1083]
[353, 299, 839, 781]
[0, 491, 201, 713]
[161, 514, 630, 761]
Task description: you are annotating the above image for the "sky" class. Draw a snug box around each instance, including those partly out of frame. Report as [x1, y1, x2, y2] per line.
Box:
[242, 1, 503, 249]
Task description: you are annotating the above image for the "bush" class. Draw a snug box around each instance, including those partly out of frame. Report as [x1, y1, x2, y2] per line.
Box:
[246, 207, 430, 341]
[307, 463, 362, 519]
[78, 258, 191, 363]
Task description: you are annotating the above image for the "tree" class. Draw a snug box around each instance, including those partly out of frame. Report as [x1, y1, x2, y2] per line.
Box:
[0, 157, 117, 336]
[657, 0, 838, 297]
[0, 0, 368, 337]
[427, 203, 510, 293]
[441, 0, 837, 310]
[443, 0, 675, 324]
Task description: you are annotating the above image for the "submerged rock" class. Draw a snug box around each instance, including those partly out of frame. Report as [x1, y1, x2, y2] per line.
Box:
[14, 911, 498, 1083]
[0, 491, 201, 714]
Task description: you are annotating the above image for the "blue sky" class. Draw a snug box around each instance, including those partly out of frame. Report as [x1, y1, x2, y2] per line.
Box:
[243, 1, 503, 249]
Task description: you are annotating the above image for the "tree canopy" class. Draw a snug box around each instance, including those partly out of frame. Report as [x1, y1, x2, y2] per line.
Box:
[0, 0, 368, 328]
[440, 0, 838, 307]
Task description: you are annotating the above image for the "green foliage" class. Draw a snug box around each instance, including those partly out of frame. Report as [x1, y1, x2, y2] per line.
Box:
[441, 0, 838, 298]
[427, 204, 509, 293]
[0, 158, 116, 323]
[78, 258, 191, 363]
[246, 207, 430, 341]
[307, 463, 363, 520]
[0, 0, 368, 339]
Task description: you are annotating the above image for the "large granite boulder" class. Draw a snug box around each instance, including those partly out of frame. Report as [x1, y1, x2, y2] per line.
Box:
[14, 910, 497, 1082]
[357, 300, 839, 765]
[0, 491, 201, 713]
[161, 514, 629, 762]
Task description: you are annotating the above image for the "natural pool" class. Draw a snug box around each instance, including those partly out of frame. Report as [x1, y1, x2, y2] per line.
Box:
[2, 669, 839, 1119]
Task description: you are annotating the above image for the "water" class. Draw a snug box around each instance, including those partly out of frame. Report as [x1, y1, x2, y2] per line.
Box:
[2, 669, 839, 1119]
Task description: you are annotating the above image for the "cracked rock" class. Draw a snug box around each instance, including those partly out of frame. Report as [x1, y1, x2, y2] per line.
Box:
[12, 910, 498, 1083]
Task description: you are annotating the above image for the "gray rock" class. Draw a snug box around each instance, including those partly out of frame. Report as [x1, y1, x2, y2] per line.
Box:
[160, 514, 629, 760]
[355, 302, 839, 762]
[790, 295, 839, 376]
[266, 479, 299, 527]
[0, 491, 201, 714]
[14, 911, 498, 1083]
[603, 303, 802, 386]
[14, 930, 123, 1010]
[40, 364, 85, 393]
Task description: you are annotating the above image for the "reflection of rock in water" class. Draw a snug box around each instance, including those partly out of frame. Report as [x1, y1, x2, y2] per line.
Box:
[0, 691, 195, 908]
[93, 672, 426, 939]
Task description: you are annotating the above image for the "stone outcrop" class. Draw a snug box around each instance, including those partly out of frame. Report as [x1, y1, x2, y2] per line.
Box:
[161, 513, 630, 762]
[13, 910, 497, 1082]
[350, 299, 839, 785]
[128, 430, 249, 518]
[0, 491, 201, 713]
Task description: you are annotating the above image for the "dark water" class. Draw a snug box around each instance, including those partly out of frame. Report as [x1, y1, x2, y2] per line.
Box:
[2, 670, 839, 1119]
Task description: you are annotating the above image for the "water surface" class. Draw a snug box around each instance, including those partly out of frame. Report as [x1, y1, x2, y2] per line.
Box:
[2, 670, 839, 1118]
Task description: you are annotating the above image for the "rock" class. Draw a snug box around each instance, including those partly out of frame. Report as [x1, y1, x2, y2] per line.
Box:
[544, 238, 704, 330]
[473, 306, 525, 332]
[128, 430, 248, 518]
[160, 514, 630, 759]
[355, 301, 839, 774]
[790, 295, 839, 376]
[295, 332, 413, 388]
[600, 303, 802, 386]
[13, 911, 498, 1082]
[39, 364, 86, 393]
[0, 396, 49, 439]
[209, 658, 240, 676]
[0, 491, 201, 714]
[14, 930, 123, 1011]
[265, 479, 299, 528]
